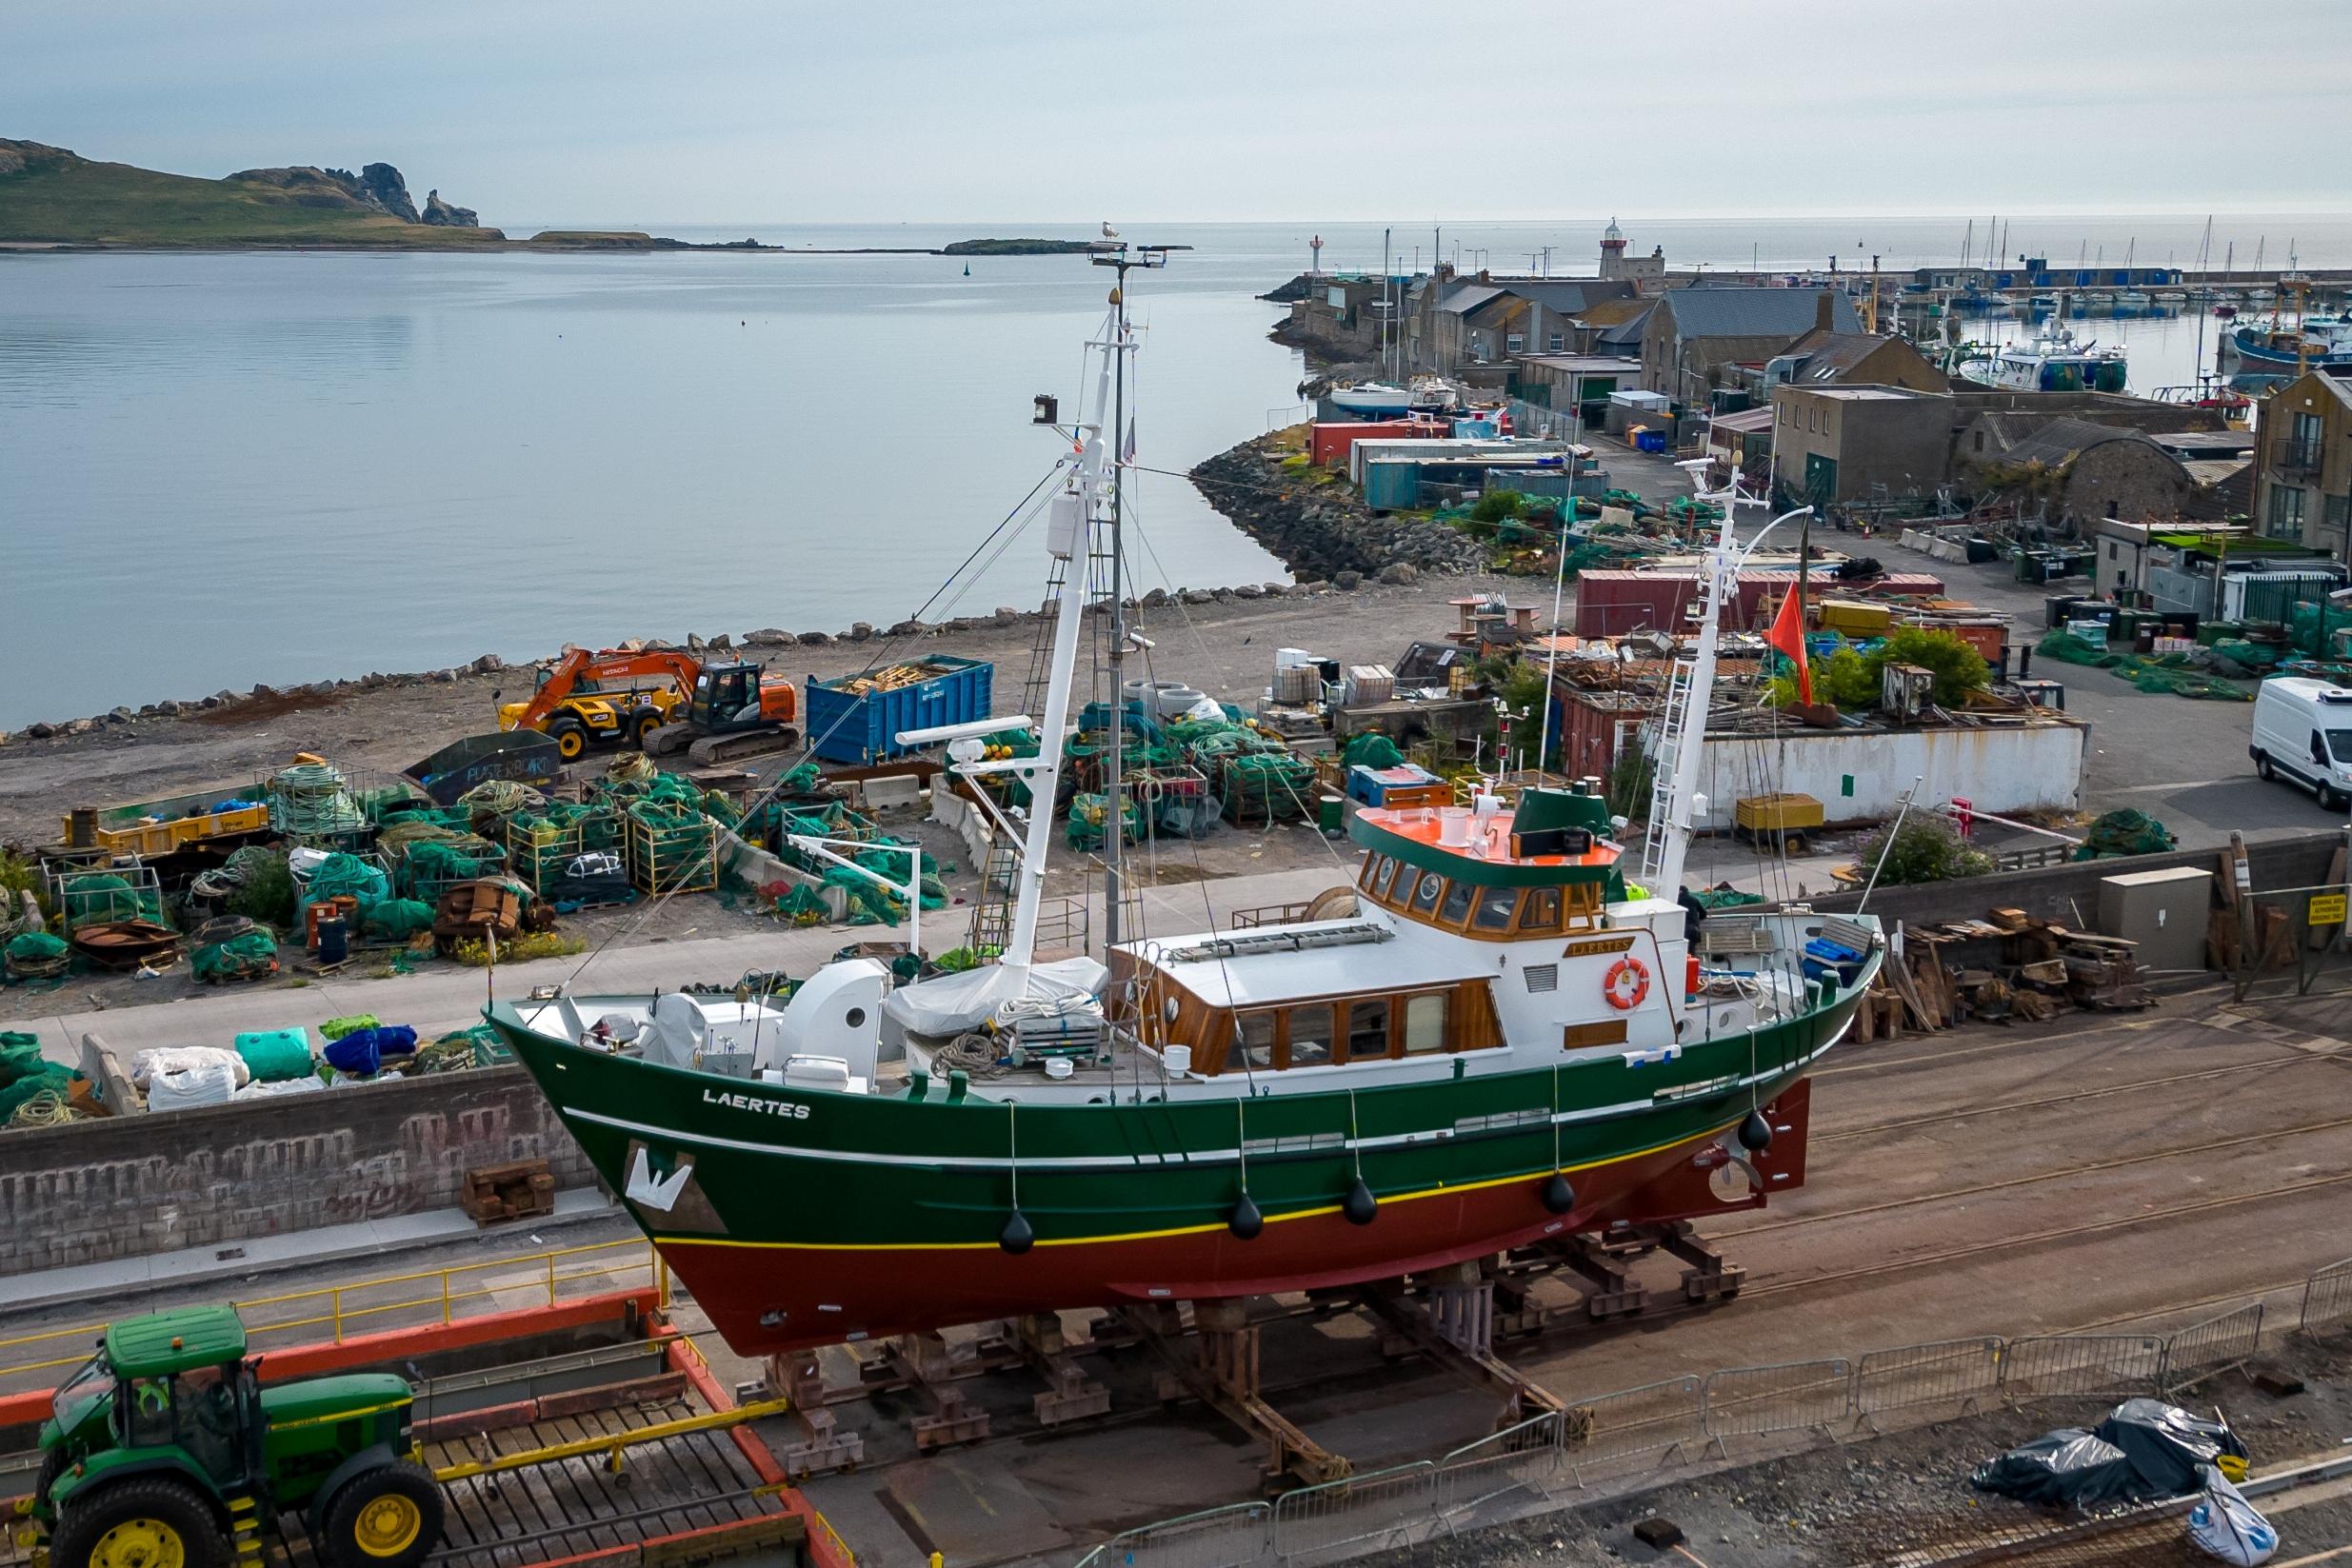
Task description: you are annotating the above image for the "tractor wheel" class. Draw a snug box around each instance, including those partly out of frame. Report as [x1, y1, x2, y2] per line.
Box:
[319, 1460, 442, 1568]
[548, 718, 589, 762]
[50, 1477, 224, 1568]
[33, 1446, 67, 1510]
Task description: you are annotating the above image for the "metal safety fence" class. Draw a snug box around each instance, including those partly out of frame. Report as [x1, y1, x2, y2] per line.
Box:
[2302, 1257, 2352, 1335]
[1069, 1256, 2352, 1568]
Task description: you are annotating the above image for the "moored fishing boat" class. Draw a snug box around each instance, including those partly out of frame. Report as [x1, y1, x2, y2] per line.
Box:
[1964, 324, 2128, 392]
[486, 256, 1881, 1358]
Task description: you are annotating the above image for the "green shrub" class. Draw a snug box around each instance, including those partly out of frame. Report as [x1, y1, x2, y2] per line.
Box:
[1872, 627, 1989, 705]
[1856, 815, 1992, 885]
[1767, 645, 1879, 710]
[228, 856, 296, 926]
[1471, 490, 1525, 524]
[1606, 745, 1654, 821]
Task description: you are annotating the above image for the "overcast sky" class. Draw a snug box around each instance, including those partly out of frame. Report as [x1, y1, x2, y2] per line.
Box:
[10, 0, 2349, 226]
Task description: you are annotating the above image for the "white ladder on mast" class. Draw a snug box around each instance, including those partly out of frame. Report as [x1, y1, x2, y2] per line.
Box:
[1638, 658, 1696, 887]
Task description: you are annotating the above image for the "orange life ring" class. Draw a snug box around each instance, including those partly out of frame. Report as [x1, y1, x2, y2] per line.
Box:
[1603, 956, 1650, 1010]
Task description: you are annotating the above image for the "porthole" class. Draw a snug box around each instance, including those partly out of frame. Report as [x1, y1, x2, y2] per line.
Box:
[846, 1006, 867, 1028]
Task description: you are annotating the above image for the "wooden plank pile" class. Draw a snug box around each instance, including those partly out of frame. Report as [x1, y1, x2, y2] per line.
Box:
[1851, 907, 2150, 1041]
[460, 1157, 557, 1224]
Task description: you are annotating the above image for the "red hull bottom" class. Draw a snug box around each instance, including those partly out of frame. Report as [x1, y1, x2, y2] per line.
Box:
[661, 1088, 1808, 1356]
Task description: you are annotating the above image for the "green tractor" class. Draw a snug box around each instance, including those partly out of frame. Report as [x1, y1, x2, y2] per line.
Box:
[15, 1305, 443, 1568]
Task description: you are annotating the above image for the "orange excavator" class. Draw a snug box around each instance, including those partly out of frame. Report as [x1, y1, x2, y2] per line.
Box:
[495, 646, 800, 766]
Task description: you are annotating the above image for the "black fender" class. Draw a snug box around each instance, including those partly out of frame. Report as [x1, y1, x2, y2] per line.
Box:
[306, 1441, 402, 1535]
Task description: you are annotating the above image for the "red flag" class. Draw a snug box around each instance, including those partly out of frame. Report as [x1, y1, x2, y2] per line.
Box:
[1765, 587, 1813, 705]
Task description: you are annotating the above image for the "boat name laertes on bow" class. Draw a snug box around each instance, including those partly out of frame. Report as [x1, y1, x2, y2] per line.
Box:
[702, 1087, 812, 1119]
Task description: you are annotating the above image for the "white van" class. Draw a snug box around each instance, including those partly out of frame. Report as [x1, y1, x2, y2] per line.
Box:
[2250, 676, 2352, 809]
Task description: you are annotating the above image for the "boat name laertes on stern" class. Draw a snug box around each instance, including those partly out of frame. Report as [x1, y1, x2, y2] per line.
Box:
[486, 251, 1882, 1356]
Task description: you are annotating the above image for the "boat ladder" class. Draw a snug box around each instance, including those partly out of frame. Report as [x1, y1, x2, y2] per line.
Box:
[1638, 658, 1696, 887]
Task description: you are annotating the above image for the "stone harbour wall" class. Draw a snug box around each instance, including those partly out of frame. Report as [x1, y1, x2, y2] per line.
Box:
[0, 1062, 595, 1276]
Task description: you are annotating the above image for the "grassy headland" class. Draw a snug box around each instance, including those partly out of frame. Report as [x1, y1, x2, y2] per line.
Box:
[0, 140, 506, 248]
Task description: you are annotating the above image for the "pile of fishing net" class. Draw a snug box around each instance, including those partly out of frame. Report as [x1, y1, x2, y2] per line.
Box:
[2115, 655, 2253, 702]
[268, 759, 368, 839]
[0, 1031, 84, 1124]
[2208, 638, 2282, 674]
[297, 851, 388, 923]
[57, 871, 161, 926]
[189, 917, 279, 983]
[1690, 887, 1767, 910]
[455, 779, 547, 838]
[189, 844, 286, 904]
[395, 837, 506, 901]
[2035, 630, 2252, 702]
[1066, 791, 1143, 850]
[772, 884, 831, 926]
[2073, 809, 2177, 861]
[362, 899, 436, 942]
[2035, 630, 2118, 667]
[1343, 733, 1406, 770]
[4, 931, 71, 982]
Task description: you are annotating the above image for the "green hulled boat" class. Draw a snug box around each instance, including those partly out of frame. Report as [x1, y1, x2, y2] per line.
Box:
[487, 274, 1880, 1357]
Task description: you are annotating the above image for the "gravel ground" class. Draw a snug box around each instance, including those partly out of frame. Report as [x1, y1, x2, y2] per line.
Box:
[1361, 1337, 2352, 1567]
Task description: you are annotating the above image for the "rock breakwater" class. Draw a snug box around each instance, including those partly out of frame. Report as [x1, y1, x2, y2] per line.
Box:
[1189, 432, 1485, 583]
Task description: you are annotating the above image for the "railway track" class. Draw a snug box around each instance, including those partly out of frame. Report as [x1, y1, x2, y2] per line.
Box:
[1814, 1048, 2343, 1144]
[1738, 1170, 2352, 1302]
[1723, 1112, 2352, 1240]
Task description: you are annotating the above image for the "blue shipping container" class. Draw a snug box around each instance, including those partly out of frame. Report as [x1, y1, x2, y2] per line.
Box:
[806, 656, 995, 764]
[1363, 460, 1421, 511]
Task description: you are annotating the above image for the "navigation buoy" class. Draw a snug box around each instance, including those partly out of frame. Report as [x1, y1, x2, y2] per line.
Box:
[1343, 1178, 1378, 1225]
[1738, 1110, 1774, 1153]
[1541, 1172, 1577, 1215]
[1229, 1191, 1265, 1240]
[999, 1209, 1035, 1254]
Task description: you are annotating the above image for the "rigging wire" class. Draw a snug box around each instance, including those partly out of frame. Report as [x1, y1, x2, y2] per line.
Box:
[558, 457, 1074, 991]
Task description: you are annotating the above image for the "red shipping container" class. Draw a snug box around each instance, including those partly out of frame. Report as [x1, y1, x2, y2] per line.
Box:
[1308, 419, 1445, 467]
[1573, 569, 1945, 637]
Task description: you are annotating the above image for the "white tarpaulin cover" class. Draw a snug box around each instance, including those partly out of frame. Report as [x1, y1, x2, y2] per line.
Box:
[882, 957, 1108, 1039]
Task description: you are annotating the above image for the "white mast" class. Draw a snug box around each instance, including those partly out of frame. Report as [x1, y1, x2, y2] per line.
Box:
[1639, 463, 1810, 900]
[996, 328, 1118, 983]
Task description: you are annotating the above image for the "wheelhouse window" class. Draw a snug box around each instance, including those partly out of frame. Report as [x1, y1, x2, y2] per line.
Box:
[1227, 1011, 1275, 1073]
[1287, 1004, 1335, 1067]
[1404, 993, 1448, 1053]
[1440, 881, 1475, 925]
[1411, 872, 1445, 914]
[1372, 857, 1399, 899]
[1521, 888, 1563, 932]
[1472, 885, 1520, 931]
[1346, 999, 1391, 1060]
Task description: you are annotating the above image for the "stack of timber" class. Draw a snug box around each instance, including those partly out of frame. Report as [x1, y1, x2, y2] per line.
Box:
[1850, 908, 2151, 1042]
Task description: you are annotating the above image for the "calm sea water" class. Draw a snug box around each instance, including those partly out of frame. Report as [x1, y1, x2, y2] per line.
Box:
[6, 214, 2350, 726]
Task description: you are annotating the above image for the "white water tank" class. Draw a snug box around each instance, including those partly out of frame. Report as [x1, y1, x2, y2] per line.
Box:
[1439, 807, 1473, 846]
[1164, 1043, 1194, 1077]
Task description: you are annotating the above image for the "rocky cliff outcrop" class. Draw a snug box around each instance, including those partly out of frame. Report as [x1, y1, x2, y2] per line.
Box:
[352, 163, 420, 222]
[1189, 433, 1487, 581]
[225, 162, 454, 226]
[420, 189, 478, 227]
